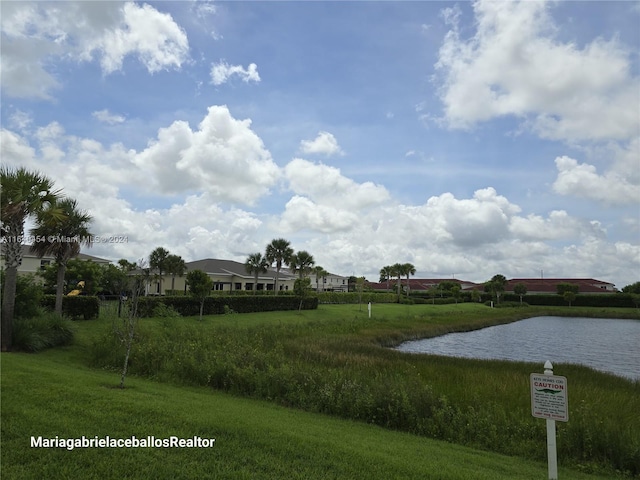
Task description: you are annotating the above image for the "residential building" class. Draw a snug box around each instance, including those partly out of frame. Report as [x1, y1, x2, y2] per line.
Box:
[144, 258, 298, 295]
[0, 244, 111, 276]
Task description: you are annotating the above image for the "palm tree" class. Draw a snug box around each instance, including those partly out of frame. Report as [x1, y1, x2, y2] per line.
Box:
[403, 262, 416, 297]
[149, 247, 170, 294]
[391, 263, 404, 302]
[313, 266, 328, 292]
[379, 265, 393, 292]
[245, 252, 269, 295]
[30, 198, 93, 315]
[1, 167, 63, 351]
[290, 250, 315, 280]
[165, 254, 186, 293]
[265, 238, 293, 294]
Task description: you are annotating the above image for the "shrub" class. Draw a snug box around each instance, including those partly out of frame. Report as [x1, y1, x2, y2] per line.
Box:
[12, 312, 74, 352]
[152, 303, 182, 318]
[135, 295, 318, 318]
[42, 295, 100, 320]
[0, 272, 43, 319]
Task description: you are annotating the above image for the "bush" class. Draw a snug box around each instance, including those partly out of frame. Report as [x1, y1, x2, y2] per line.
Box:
[0, 272, 44, 319]
[318, 292, 397, 304]
[41, 295, 100, 320]
[135, 295, 318, 318]
[12, 312, 74, 352]
[501, 293, 636, 308]
[152, 303, 182, 318]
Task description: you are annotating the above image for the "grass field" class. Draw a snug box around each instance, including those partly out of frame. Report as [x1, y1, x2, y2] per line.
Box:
[2, 303, 639, 479]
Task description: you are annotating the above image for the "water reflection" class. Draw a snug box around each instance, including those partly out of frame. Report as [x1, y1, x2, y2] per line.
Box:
[395, 316, 640, 381]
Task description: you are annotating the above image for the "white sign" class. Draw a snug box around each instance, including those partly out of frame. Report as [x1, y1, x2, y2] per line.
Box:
[530, 373, 568, 422]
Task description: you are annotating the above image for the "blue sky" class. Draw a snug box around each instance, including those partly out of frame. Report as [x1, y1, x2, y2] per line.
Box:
[1, 1, 638, 288]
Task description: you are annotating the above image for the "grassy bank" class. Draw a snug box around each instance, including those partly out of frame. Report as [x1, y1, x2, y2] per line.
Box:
[0, 349, 626, 480]
[2, 304, 640, 479]
[81, 303, 640, 477]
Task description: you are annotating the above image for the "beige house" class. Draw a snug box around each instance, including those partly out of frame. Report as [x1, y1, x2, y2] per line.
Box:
[0, 244, 111, 276]
[145, 258, 298, 295]
[301, 271, 349, 292]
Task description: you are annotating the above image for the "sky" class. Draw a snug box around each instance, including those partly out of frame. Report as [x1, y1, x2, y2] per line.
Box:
[1, 0, 639, 288]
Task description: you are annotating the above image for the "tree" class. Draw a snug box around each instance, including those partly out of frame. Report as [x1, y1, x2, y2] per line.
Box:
[117, 259, 138, 272]
[484, 274, 507, 305]
[513, 283, 527, 305]
[186, 269, 213, 321]
[30, 198, 93, 315]
[64, 259, 104, 296]
[557, 283, 579, 295]
[290, 250, 315, 280]
[245, 252, 269, 295]
[165, 254, 186, 293]
[390, 263, 404, 302]
[622, 282, 640, 294]
[379, 266, 393, 292]
[313, 266, 328, 292]
[563, 291, 576, 307]
[355, 276, 366, 310]
[1, 167, 62, 352]
[100, 263, 129, 296]
[114, 261, 149, 389]
[265, 238, 293, 294]
[451, 285, 461, 304]
[402, 263, 416, 297]
[471, 289, 481, 303]
[149, 247, 170, 294]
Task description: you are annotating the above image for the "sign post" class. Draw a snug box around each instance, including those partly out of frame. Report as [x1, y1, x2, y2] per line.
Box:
[367, 302, 372, 318]
[531, 361, 568, 480]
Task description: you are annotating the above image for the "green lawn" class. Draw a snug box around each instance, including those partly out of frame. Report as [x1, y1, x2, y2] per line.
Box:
[0, 351, 621, 480]
[2, 303, 638, 479]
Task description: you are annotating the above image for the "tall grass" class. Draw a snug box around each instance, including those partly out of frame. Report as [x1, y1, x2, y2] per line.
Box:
[88, 304, 640, 476]
[12, 311, 75, 352]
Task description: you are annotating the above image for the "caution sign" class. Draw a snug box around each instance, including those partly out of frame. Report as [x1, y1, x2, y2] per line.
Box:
[530, 373, 568, 422]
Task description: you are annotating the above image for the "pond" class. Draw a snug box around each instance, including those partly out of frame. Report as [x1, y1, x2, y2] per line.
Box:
[395, 316, 640, 381]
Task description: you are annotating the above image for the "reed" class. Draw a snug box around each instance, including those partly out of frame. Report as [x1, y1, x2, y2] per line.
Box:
[85, 304, 640, 476]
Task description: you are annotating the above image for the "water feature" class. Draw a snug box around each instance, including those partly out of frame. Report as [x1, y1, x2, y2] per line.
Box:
[395, 316, 640, 381]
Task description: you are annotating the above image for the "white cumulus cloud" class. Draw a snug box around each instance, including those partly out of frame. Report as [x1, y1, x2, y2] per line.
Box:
[135, 105, 280, 204]
[553, 156, 640, 206]
[300, 131, 344, 156]
[0, 2, 190, 99]
[210, 61, 260, 86]
[435, 0, 639, 143]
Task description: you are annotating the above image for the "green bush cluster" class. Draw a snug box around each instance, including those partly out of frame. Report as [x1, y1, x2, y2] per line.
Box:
[317, 292, 397, 304]
[484, 301, 529, 308]
[134, 295, 318, 317]
[41, 295, 100, 320]
[501, 293, 637, 307]
[12, 312, 74, 352]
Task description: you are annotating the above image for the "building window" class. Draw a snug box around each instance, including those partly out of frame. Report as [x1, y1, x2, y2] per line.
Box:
[234, 283, 242, 290]
[40, 260, 51, 271]
[246, 283, 254, 291]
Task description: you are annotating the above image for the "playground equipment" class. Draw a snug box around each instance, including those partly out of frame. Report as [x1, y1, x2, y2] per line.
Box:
[67, 281, 85, 296]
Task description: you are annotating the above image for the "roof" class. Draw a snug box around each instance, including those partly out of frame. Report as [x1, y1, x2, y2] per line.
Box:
[370, 278, 481, 291]
[506, 278, 616, 294]
[186, 258, 296, 280]
[368, 277, 617, 294]
[2, 244, 111, 264]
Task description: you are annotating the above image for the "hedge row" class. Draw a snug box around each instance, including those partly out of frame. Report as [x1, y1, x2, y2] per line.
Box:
[317, 292, 398, 304]
[135, 295, 318, 318]
[41, 295, 100, 320]
[501, 293, 638, 308]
